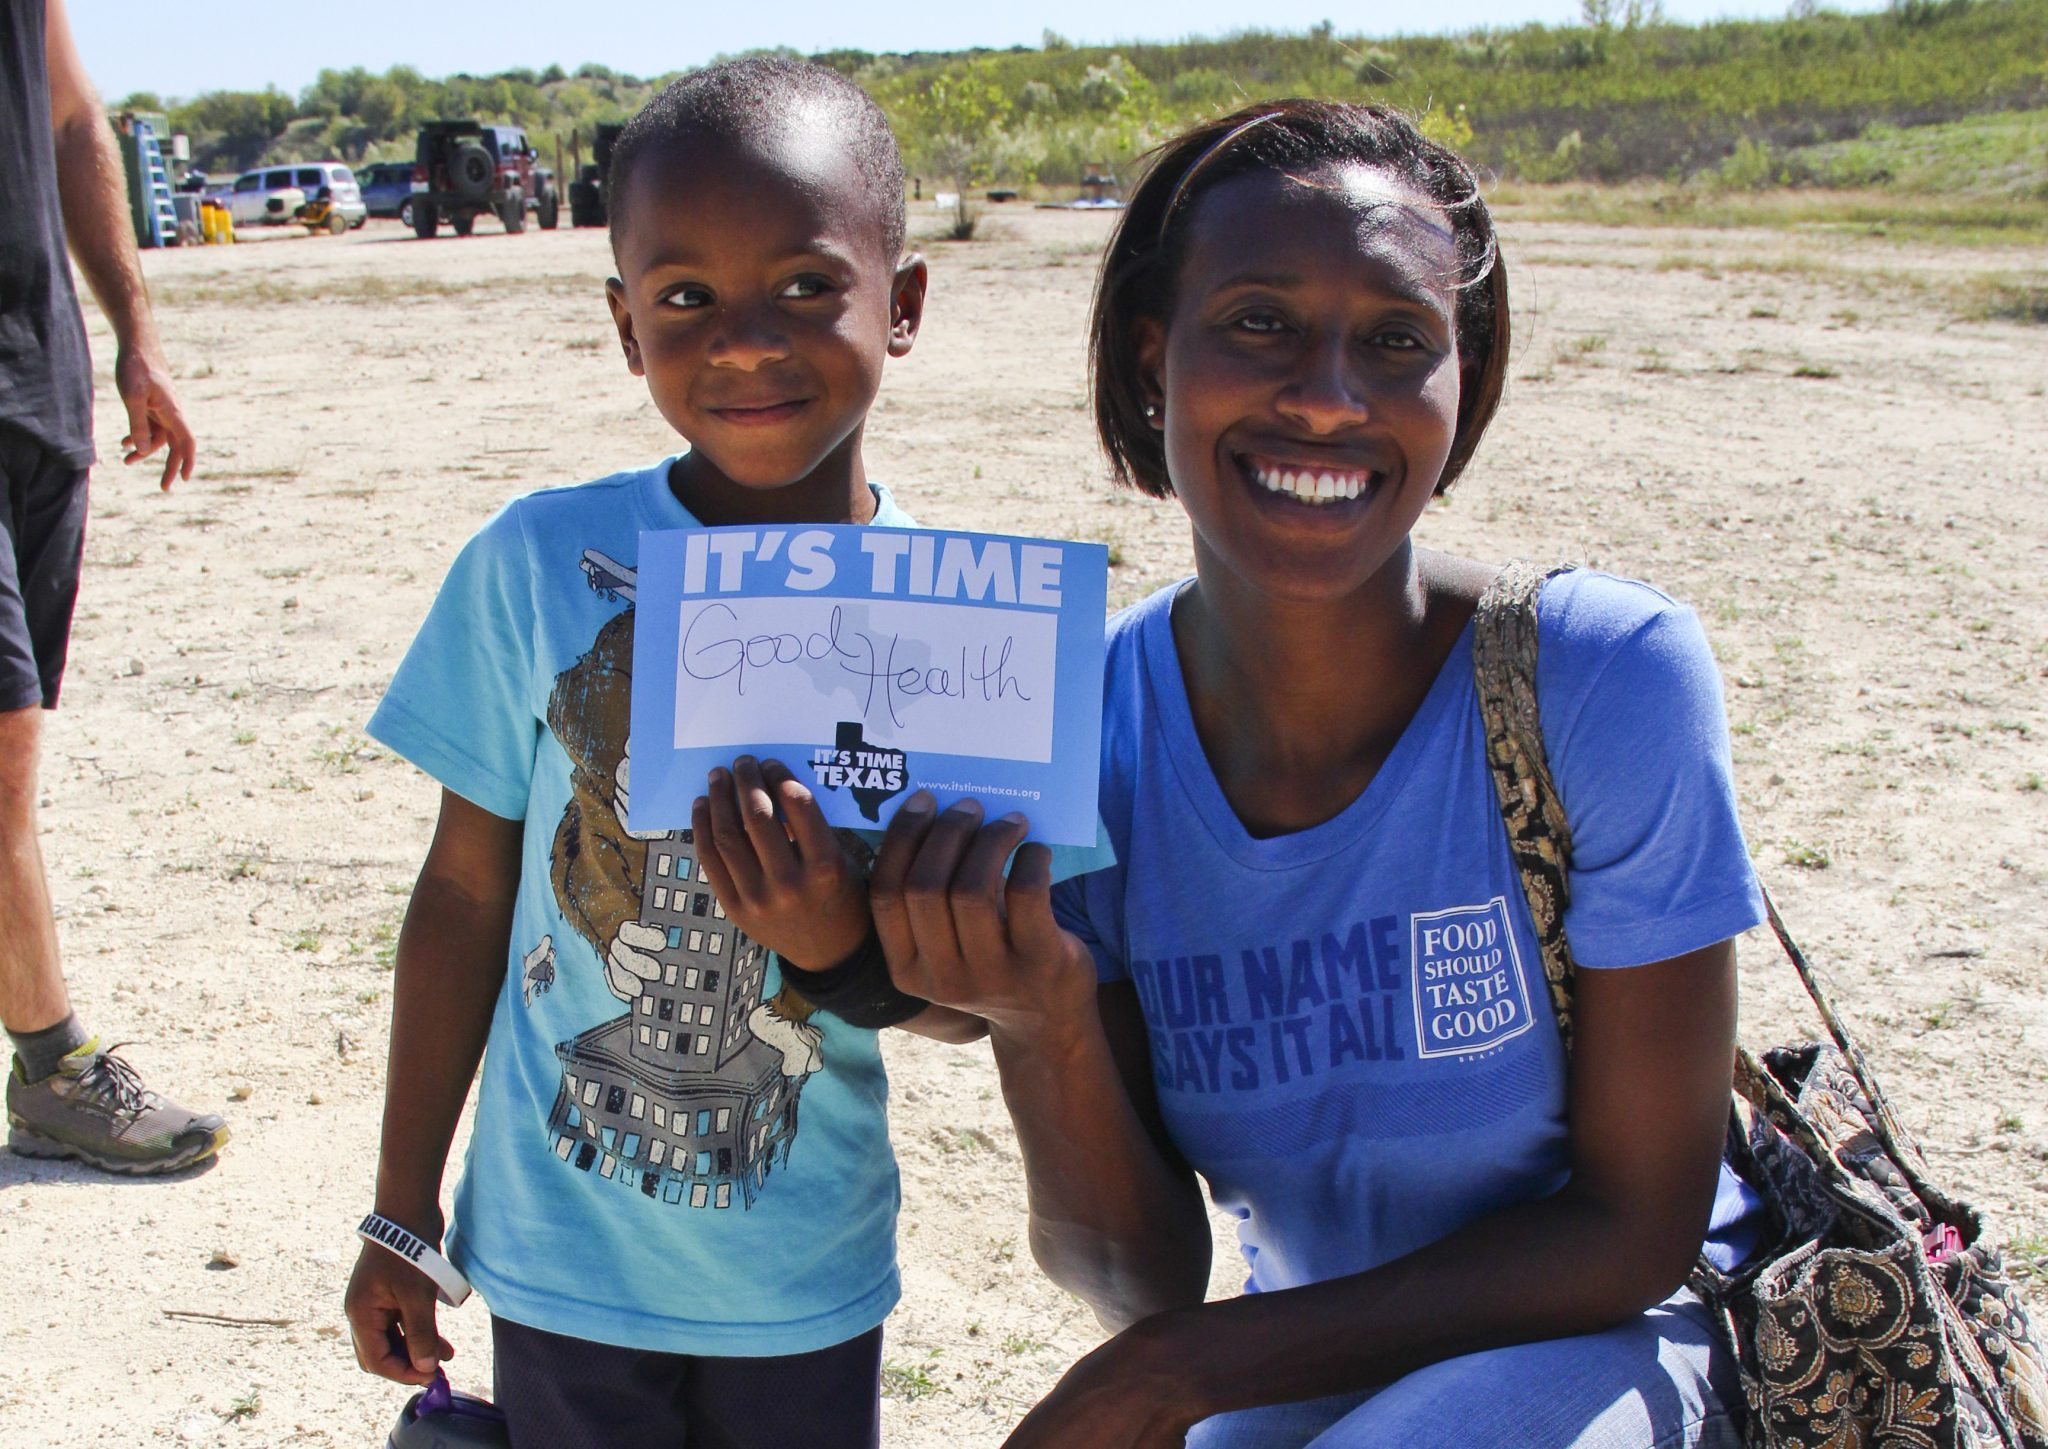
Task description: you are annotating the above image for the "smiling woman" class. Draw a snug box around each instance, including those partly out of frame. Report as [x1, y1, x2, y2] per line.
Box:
[1092, 103, 1509, 510]
[1134, 161, 1470, 607]
[863, 100, 1763, 1449]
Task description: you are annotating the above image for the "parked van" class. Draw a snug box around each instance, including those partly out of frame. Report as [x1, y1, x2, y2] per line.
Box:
[356, 161, 418, 222]
[217, 163, 367, 229]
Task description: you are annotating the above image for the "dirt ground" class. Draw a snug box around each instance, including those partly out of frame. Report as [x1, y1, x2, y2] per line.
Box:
[2, 203, 2043, 1447]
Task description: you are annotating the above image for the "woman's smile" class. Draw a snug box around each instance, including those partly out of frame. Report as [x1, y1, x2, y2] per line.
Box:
[1238, 452, 1385, 508]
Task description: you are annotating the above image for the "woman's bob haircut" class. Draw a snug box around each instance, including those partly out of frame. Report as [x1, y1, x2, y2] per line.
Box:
[1089, 99, 1511, 499]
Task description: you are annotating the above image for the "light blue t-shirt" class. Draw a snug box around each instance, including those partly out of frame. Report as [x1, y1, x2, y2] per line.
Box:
[369, 458, 918, 1355]
[1051, 570, 1767, 1296]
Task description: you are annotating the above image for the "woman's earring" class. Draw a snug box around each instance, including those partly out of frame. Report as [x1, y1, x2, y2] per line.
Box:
[1143, 401, 1162, 427]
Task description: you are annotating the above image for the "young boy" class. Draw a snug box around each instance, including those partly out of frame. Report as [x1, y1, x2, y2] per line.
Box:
[343, 58, 979, 1446]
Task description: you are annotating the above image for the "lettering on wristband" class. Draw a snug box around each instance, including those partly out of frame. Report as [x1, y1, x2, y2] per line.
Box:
[357, 1211, 472, 1306]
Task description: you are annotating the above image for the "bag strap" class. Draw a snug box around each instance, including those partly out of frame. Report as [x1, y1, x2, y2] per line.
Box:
[1470, 561, 1931, 1183]
[1755, 888, 1927, 1175]
[1471, 559, 1581, 1055]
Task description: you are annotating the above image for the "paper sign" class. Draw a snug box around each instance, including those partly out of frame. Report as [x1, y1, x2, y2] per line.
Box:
[629, 525, 1107, 846]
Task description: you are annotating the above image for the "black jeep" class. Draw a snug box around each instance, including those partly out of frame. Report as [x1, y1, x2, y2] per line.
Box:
[567, 122, 626, 228]
[410, 121, 560, 237]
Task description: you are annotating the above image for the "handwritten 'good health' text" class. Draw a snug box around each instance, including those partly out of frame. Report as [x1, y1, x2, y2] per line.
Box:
[671, 596, 1059, 765]
[681, 602, 1033, 730]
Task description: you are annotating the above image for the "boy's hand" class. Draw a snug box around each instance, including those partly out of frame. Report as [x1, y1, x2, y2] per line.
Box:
[868, 793, 1096, 1040]
[692, 756, 869, 970]
[345, 1240, 454, 1386]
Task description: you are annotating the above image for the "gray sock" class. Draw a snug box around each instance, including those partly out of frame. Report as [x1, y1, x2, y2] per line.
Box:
[7, 1013, 93, 1083]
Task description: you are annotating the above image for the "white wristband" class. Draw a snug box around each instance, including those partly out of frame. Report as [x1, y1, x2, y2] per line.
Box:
[357, 1212, 472, 1307]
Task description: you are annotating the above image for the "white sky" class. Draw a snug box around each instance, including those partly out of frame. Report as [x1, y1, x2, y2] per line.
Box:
[75, 0, 1868, 103]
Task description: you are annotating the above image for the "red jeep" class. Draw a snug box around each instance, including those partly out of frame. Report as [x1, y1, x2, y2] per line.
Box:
[410, 121, 560, 237]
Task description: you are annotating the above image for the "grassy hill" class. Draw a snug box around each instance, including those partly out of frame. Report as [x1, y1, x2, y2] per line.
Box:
[120, 0, 2048, 199]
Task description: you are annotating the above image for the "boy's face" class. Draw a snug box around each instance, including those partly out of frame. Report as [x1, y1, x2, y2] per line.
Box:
[606, 129, 924, 519]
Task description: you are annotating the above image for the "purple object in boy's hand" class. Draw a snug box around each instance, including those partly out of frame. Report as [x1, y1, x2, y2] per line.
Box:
[386, 1369, 510, 1449]
[416, 1371, 455, 1417]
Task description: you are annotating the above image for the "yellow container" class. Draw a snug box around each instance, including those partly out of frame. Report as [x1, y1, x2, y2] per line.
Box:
[200, 200, 235, 245]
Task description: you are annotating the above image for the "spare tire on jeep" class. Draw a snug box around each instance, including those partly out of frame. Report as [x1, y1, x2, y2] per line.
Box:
[452, 144, 494, 202]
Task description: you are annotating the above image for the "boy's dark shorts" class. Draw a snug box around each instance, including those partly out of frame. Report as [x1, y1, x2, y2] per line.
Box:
[491, 1315, 882, 1449]
[0, 426, 90, 713]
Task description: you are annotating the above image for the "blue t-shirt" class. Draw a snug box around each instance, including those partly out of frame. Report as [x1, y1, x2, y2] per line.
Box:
[1051, 571, 1767, 1296]
[369, 458, 916, 1355]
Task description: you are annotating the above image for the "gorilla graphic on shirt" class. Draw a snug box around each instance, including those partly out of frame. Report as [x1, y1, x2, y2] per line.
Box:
[534, 554, 822, 1211]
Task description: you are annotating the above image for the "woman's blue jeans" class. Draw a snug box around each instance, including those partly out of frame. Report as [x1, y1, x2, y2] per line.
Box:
[1184, 1290, 1740, 1449]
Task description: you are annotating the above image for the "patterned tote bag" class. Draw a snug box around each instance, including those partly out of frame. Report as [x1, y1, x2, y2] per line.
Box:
[1471, 558, 2048, 1449]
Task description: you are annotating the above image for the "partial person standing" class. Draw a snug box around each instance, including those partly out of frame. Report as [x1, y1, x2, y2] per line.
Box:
[3, 0, 224, 1173]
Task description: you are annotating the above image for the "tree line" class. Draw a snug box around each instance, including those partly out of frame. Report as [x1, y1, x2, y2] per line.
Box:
[115, 0, 2047, 190]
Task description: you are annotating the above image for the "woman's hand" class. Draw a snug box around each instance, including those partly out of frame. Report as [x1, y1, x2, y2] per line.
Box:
[1003, 1321, 1205, 1449]
[868, 793, 1098, 1041]
[870, 797, 1216, 1326]
[691, 756, 870, 971]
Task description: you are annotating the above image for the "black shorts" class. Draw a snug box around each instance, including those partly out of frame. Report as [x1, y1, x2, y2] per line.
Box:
[490, 1314, 883, 1449]
[0, 427, 90, 712]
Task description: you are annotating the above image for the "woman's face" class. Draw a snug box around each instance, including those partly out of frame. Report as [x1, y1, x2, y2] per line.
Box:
[1139, 161, 1464, 604]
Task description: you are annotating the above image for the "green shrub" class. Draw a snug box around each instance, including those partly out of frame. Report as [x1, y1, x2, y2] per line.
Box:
[1419, 104, 1476, 151]
[1715, 135, 1780, 189]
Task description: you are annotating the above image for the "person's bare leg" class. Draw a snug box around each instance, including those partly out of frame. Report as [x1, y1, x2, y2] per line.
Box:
[3, 701, 227, 1171]
[0, 705, 72, 1036]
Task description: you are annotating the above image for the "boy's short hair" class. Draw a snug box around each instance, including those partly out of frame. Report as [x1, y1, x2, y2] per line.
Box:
[608, 58, 907, 262]
[1091, 100, 1509, 500]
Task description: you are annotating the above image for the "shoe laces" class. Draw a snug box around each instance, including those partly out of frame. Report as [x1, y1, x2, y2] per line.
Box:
[72, 1046, 152, 1115]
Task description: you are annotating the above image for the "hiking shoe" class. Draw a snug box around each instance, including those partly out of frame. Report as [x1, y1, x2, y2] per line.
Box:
[7, 1041, 228, 1175]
